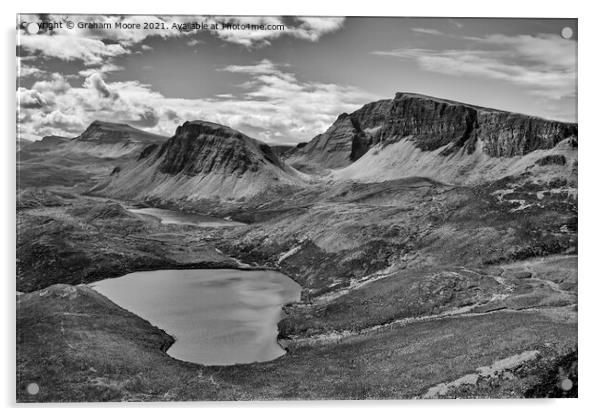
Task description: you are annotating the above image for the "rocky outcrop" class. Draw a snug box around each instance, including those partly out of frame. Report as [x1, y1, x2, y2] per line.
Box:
[154, 121, 287, 176]
[288, 93, 577, 169]
[287, 100, 391, 169]
[289, 113, 366, 169]
[536, 154, 567, 166]
[92, 120, 303, 201]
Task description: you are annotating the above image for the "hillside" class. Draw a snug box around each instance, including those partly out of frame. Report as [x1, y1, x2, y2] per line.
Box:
[287, 92, 577, 184]
[17, 121, 169, 188]
[69, 120, 168, 158]
[92, 120, 304, 201]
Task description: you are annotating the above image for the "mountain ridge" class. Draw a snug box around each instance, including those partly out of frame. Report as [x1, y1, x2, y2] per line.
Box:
[92, 120, 304, 201]
[286, 92, 577, 172]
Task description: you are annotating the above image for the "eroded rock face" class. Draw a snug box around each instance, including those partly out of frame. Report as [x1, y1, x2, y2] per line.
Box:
[288, 100, 392, 169]
[476, 111, 577, 157]
[155, 120, 287, 176]
[92, 120, 303, 201]
[289, 92, 577, 169]
[292, 114, 366, 169]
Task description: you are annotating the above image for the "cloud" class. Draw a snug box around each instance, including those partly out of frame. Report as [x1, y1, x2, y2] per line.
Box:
[18, 15, 347, 60]
[220, 59, 281, 75]
[17, 58, 46, 78]
[32, 73, 71, 94]
[79, 63, 124, 77]
[17, 88, 48, 109]
[411, 28, 445, 36]
[469, 33, 576, 70]
[290, 17, 345, 41]
[211, 16, 345, 47]
[373, 33, 576, 100]
[83, 73, 118, 99]
[17, 59, 375, 143]
[20, 33, 128, 65]
[448, 19, 464, 29]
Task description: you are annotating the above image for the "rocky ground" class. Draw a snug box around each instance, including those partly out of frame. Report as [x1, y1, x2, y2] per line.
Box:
[16, 169, 577, 401]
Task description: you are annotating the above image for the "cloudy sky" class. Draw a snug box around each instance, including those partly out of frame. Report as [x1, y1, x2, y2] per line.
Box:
[17, 15, 577, 143]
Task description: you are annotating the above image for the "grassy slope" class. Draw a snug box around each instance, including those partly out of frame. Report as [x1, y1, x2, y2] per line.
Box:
[17, 284, 576, 401]
[16, 194, 239, 292]
[16, 172, 578, 401]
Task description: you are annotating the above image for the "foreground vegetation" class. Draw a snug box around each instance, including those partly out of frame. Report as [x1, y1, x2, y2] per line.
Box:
[16, 172, 578, 401]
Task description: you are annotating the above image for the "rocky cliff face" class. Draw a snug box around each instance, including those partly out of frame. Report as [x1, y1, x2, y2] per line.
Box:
[290, 113, 364, 169]
[154, 121, 286, 176]
[287, 93, 577, 170]
[93, 120, 303, 201]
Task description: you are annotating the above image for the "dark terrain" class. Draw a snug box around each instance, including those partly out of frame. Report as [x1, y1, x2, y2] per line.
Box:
[16, 93, 578, 401]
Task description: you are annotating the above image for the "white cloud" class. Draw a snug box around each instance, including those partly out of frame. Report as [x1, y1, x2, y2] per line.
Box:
[17, 59, 375, 144]
[32, 73, 72, 94]
[17, 88, 48, 109]
[220, 59, 281, 75]
[373, 33, 576, 100]
[290, 17, 345, 41]
[18, 15, 346, 61]
[83, 73, 118, 99]
[411, 28, 445, 36]
[469, 33, 576, 70]
[78, 63, 124, 77]
[448, 19, 464, 29]
[20, 33, 128, 65]
[186, 39, 201, 47]
[17, 58, 46, 78]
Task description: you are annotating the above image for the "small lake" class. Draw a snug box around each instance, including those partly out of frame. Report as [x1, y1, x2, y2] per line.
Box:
[91, 269, 301, 365]
[128, 207, 243, 227]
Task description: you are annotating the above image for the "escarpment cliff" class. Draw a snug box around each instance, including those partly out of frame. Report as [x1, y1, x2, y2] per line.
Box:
[287, 92, 577, 171]
[155, 121, 287, 176]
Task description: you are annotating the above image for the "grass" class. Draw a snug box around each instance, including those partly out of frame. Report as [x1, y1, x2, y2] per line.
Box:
[17, 284, 576, 401]
[15, 173, 578, 401]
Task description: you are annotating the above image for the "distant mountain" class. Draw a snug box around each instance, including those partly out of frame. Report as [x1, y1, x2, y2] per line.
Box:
[18, 121, 168, 160]
[17, 121, 169, 188]
[287, 92, 578, 184]
[17, 135, 70, 159]
[69, 120, 168, 158]
[16, 137, 34, 152]
[269, 144, 296, 156]
[92, 120, 304, 201]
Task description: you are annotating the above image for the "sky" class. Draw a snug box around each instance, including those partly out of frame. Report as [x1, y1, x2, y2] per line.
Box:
[17, 15, 577, 144]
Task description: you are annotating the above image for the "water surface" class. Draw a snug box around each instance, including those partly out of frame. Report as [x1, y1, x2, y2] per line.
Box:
[128, 207, 243, 227]
[92, 269, 301, 365]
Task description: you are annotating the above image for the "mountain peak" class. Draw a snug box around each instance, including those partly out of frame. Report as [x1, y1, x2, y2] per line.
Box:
[93, 119, 303, 201]
[286, 91, 578, 172]
[175, 120, 249, 142]
[159, 120, 286, 176]
[74, 120, 167, 145]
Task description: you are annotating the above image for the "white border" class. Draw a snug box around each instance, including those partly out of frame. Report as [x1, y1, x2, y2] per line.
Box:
[2, 1, 600, 415]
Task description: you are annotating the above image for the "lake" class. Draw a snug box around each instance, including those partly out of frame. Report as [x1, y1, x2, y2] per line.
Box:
[128, 207, 244, 227]
[91, 269, 301, 365]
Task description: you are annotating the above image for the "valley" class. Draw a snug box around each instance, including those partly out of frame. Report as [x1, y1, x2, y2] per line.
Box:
[16, 92, 578, 401]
